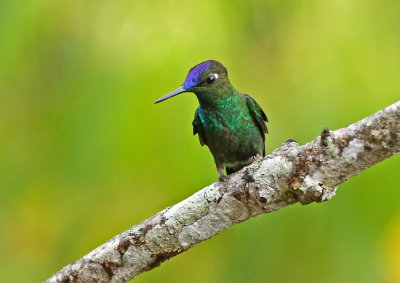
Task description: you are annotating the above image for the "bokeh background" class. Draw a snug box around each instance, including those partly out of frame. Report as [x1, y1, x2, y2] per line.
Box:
[1, 0, 400, 282]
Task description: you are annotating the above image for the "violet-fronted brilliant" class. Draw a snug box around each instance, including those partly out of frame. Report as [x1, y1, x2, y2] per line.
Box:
[155, 60, 268, 181]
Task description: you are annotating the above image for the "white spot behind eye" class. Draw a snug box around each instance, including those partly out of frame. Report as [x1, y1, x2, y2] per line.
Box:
[206, 73, 218, 84]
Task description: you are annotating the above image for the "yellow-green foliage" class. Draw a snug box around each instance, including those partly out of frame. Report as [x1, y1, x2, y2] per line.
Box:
[0, 1, 399, 282]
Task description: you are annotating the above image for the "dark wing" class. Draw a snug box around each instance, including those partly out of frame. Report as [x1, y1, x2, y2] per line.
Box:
[245, 94, 268, 139]
[192, 108, 207, 146]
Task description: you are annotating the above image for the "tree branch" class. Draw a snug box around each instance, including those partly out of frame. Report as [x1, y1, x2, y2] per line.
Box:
[46, 101, 400, 283]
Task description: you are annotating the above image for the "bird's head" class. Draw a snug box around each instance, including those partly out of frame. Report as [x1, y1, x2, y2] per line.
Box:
[154, 60, 231, 104]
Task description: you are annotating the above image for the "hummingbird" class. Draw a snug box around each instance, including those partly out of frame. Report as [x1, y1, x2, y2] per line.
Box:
[155, 60, 268, 182]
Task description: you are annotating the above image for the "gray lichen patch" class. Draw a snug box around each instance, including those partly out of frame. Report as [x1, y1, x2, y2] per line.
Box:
[178, 213, 232, 247]
[126, 226, 143, 240]
[113, 245, 152, 281]
[342, 138, 364, 162]
[297, 175, 324, 204]
[144, 225, 181, 254]
[164, 187, 212, 230]
[254, 156, 293, 186]
[77, 262, 110, 283]
[203, 183, 222, 203]
[216, 195, 249, 222]
[85, 239, 123, 267]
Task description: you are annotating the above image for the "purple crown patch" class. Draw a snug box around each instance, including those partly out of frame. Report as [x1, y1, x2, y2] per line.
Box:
[182, 61, 211, 89]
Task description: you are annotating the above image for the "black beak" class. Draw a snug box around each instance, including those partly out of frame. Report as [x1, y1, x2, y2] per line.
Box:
[154, 86, 187, 104]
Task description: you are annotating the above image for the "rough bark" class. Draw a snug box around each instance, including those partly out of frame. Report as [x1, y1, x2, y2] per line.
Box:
[46, 101, 400, 283]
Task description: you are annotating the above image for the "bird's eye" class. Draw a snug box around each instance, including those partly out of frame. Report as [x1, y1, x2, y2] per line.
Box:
[206, 73, 218, 84]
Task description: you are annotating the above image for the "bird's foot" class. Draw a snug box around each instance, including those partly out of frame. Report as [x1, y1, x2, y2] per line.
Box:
[219, 175, 228, 183]
[250, 153, 263, 163]
[217, 165, 228, 182]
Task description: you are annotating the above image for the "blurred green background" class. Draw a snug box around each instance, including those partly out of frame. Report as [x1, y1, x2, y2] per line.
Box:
[1, 0, 400, 282]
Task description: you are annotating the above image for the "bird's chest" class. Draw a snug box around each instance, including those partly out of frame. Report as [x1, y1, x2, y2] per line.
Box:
[198, 105, 252, 139]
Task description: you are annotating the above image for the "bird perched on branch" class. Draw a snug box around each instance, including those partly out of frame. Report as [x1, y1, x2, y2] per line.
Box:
[155, 60, 268, 182]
